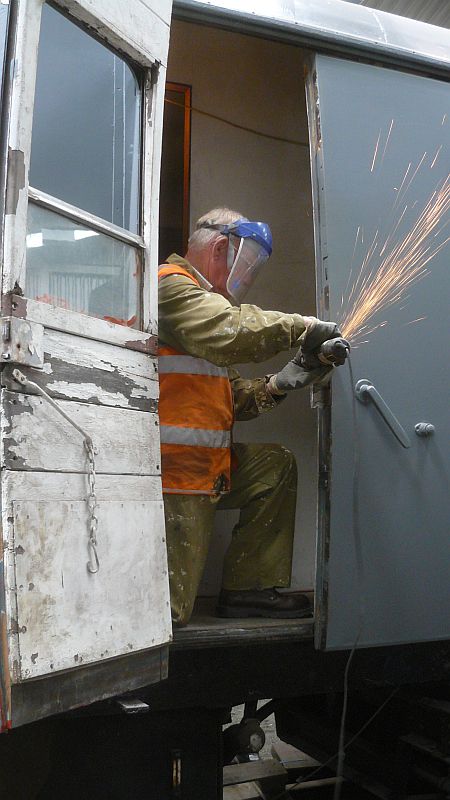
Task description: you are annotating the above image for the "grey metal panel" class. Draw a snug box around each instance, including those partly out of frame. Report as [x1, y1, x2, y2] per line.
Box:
[309, 54, 450, 649]
[174, 0, 450, 75]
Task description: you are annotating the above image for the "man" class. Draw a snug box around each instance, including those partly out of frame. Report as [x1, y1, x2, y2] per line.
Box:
[158, 208, 348, 626]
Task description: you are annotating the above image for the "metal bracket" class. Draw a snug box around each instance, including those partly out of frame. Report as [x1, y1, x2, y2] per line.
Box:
[116, 697, 150, 714]
[1, 317, 44, 367]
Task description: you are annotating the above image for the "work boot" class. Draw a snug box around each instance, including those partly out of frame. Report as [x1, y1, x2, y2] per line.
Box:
[216, 588, 313, 619]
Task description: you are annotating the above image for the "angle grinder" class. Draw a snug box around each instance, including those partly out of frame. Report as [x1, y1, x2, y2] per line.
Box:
[301, 337, 350, 370]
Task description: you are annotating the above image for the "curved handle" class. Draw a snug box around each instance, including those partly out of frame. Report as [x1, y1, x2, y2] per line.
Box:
[355, 379, 411, 449]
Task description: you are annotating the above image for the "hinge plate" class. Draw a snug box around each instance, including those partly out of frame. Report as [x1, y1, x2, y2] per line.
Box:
[1, 317, 44, 367]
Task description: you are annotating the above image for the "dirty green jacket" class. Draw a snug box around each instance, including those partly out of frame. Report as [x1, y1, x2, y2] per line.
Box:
[158, 254, 308, 421]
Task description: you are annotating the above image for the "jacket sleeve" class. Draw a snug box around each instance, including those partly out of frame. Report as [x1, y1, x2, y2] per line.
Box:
[228, 368, 286, 421]
[158, 275, 308, 367]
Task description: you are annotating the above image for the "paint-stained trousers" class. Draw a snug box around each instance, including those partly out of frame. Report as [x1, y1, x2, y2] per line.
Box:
[164, 442, 297, 625]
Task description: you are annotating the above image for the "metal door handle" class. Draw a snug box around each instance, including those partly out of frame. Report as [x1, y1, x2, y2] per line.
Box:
[355, 379, 411, 449]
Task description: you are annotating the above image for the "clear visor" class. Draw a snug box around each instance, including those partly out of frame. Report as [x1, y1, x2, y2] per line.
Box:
[226, 237, 270, 303]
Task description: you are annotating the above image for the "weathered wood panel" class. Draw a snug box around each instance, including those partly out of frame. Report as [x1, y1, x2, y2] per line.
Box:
[3, 471, 162, 502]
[11, 644, 168, 727]
[2, 0, 42, 296]
[56, 0, 172, 67]
[2, 328, 158, 411]
[142, 64, 167, 333]
[1, 391, 161, 474]
[42, 328, 158, 380]
[12, 499, 171, 680]
[6, 296, 158, 348]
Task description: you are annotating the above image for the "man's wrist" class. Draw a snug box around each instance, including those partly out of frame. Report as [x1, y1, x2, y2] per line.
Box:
[266, 374, 286, 397]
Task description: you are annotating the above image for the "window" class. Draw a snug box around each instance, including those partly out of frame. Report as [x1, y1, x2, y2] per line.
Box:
[27, 204, 139, 323]
[159, 84, 191, 262]
[26, 4, 143, 325]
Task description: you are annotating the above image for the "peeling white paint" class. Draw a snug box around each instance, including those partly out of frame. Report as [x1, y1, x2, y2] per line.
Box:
[47, 381, 132, 407]
[44, 329, 157, 381]
[2, 392, 161, 475]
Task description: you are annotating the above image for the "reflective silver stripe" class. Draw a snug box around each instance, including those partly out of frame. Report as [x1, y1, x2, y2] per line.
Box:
[160, 425, 231, 448]
[159, 354, 228, 378]
[162, 488, 228, 496]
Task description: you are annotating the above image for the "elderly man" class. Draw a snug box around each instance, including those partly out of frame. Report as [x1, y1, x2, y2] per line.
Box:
[158, 208, 347, 626]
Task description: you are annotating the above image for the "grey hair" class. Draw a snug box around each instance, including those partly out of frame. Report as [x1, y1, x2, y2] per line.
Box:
[188, 207, 248, 252]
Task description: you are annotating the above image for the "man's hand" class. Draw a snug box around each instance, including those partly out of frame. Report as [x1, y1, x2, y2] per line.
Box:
[301, 318, 342, 353]
[269, 360, 332, 393]
[301, 337, 350, 369]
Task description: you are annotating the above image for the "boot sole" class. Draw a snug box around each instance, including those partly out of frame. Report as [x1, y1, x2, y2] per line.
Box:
[215, 605, 313, 620]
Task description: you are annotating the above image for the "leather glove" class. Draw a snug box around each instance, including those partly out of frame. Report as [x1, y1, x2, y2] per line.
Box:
[271, 361, 332, 393]
[301, 318, 342, 353]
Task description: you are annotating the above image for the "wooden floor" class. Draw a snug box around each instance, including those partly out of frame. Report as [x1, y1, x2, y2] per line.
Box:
[172, 594, 315, 649]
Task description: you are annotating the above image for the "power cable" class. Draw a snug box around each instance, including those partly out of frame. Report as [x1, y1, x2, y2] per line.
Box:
[272, 686, 400, 799]
[164, 96, 309, 147]
[332, 353, 365, 800]
[273, 355, 399, 799]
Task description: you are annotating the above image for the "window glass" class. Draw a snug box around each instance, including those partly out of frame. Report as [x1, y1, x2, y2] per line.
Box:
[0, 5, 8, 107]
[30, 4, 141, 232]
[26, 203, 139, 325]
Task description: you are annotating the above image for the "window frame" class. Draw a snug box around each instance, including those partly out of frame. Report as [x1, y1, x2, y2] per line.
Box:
[26, 3, 145, 328]
[28, 187, 146, 249]
[1, 0, 169, 346]
[31, 2, 145, 238]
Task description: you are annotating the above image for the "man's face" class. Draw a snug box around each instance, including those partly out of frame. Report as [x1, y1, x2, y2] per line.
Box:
[206, 235, 232, 299]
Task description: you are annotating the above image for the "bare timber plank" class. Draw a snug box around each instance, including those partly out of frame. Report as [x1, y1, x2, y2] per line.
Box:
[223, 782, 264, 799]
[224, 759, 287, 791]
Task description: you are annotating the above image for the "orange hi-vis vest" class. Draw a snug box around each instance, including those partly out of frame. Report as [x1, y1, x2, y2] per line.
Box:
[158, 265, 234, 495]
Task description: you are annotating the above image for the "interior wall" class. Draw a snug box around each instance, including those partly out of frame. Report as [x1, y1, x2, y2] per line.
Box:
[166, 21, 318, 591]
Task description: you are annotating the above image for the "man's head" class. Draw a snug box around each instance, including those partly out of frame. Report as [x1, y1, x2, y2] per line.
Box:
[186, 207, 272, 302]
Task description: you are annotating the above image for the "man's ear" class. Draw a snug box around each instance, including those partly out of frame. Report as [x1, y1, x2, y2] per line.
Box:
[211, 235, 228, 261]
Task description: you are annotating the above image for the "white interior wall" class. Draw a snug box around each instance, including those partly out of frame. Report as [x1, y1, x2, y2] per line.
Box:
[166, 21, 318, 592]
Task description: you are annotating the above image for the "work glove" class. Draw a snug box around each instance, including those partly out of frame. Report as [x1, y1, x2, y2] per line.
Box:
[301, 318, 342, 354]
[270, 354, 332, 393]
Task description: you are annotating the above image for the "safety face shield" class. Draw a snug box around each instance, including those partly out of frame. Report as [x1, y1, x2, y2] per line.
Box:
[226, 235, 271, 303]
[199, 218, 272, 303]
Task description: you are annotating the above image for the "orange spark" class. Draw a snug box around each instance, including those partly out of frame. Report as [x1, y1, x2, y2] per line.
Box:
[339, 176, 449, 345]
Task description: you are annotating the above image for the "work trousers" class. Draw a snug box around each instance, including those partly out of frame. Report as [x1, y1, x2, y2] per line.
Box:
[164, 442, 297, 625]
